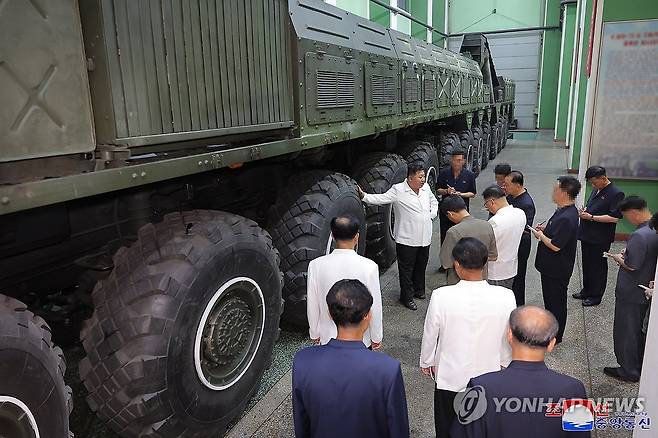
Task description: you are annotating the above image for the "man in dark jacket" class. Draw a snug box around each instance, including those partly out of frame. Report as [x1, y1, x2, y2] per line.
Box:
[292, 279, 409, 438]
[532, 176, 581, 343]
[451, 306, 590, 438]
[574, 166, 625, 306]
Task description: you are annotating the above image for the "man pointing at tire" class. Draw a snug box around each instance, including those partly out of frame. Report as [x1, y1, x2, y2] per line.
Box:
[358, 163, 439, 311]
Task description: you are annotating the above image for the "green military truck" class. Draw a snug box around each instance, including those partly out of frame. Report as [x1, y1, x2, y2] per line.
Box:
[0, 0, 514, 436]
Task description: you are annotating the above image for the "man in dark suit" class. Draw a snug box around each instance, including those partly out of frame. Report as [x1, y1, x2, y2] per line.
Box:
[451, 306, 590, 438]
[292, 279, 409, 438]
[574, 165, 625, 306]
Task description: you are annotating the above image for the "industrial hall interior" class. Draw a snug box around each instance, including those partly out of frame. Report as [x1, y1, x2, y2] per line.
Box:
[1, 0, 657, 437]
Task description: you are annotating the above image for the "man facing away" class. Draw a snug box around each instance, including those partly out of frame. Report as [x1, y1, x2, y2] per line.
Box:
[293, 279, 409, 438]
[531, 176, 581, 344]
[439, 195, 497, 286]
[604, 196, 658, 383]
[451, 306, 590, 438]
[420, 237, 516, 438]
[436, 150, 477, 247]
[359, 163, 438, 310]
[504, 170, 536, 305]
[574, 165, 625, 307]
[307, 215, 383, 349]
[483, 184, 527, 290]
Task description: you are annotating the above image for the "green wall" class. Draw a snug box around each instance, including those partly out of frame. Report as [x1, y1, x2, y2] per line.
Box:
[334, 0, 369, 17]
[555, 3, 577, 140]
[370, 1, 390, 27]
[448, 0, 542, 33]
[410, 0, 429, 39]
[569, 0, 593, 171]
[537, 0, 561, 129]
[578, 0, 658, 235]
[432, 0, 446, 46]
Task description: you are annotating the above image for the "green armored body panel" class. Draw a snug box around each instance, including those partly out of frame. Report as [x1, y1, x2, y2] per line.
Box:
[0, 1, 514, 436]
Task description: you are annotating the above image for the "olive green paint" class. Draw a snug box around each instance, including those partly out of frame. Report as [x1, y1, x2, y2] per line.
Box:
[537, 0, 561, 129]
[602, 0, 658, 21]
[555, 2, 576, 140]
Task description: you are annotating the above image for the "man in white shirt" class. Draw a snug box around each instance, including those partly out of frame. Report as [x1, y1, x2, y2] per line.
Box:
[420, 237, 516, 438]
[307, 215, 383, 349]
[358, 163, 439, 311]
[483, 184, 528, 290]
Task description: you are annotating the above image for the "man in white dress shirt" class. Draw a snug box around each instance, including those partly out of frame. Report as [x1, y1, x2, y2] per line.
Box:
[358, 163, 439, 311]
[420, 237, 516, 437]
[483, 185, 528, 290]
[306, 216, 383, 349]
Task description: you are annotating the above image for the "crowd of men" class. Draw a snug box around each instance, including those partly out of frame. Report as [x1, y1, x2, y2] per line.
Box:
[292, 149, 658, 437]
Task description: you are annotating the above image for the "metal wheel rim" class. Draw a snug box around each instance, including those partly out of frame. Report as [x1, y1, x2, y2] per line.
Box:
[388, 207, 396, 239]
[427, 165, 437, 192]
[194, 277, 265, 391]
[466, 145, 474, 172]
[0, 396, 40, 438]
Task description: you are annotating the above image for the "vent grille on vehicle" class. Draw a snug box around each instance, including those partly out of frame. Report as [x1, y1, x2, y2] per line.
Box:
[404, 78, 419, 102]
[371, 75, 396, 105]
[316, 70, 355, 109]
[424, 79, 436, 101]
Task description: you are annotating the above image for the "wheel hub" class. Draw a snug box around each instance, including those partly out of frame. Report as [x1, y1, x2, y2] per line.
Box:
[194, 277, 265, 390]
[0, 396, 39, 438]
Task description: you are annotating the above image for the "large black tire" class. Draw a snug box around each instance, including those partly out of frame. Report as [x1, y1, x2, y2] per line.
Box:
[458, 130, 475, 173]
[471, 126, 483, 176]
[397, 141, 440, 194]
[268, 171, 366, 327]
[439, 131, 461, 167]
[79, 210, 282, 437]
[501, 116, 509, 148]
[353, 153, 407, 270]
[0, 295, 72, 438]
[481, 122, 491, 169]
[496, 120, 504, 152]
[489, 121, 499, 160]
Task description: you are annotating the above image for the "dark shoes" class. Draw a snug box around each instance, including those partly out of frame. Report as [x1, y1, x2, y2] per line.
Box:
[400, 299, 417, 311]
[413, 291, 426, 299]
[582, 298, 602, 307]
[437, 266, 446, 273]
[603, 367, 639, 383]
[572, 292, 586, 300]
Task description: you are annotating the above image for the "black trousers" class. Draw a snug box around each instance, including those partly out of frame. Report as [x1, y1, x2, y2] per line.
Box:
[581, 241, 612, 300]
[396, 243, 430, 303]
[540, 273, 569, 343]
[435, 388, 458, 437]
[614, 299, 649, 379]
[439, 212, 454, 244]
[512, 237, 531, 306]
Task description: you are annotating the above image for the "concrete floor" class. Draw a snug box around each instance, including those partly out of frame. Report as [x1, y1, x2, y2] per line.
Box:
[226, 132, 640, 438]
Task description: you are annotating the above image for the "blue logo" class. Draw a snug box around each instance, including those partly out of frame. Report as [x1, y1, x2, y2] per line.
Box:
[562, 399, 595, 431]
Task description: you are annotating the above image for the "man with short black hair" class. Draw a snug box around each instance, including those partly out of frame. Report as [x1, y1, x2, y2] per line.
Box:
[484, 185, 527, 290]
[436, 150, 477, 247]
[604, 196, 658, 383]
[451, 306, 589, 437]
[359, 163, 438, 310]
[531, 176, 581, 343]
[421, 237, 515, 438]
[504, 170, 536, 305]
[574, 165, 625, 306]
[494, 163, 512, 188]
[307, 216, 383, 349]
[439, 195, 498, 285]
[293, 279, 409, 438]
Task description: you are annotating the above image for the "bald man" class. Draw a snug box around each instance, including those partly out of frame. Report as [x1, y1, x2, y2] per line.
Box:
[452, 306, 590, 438]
